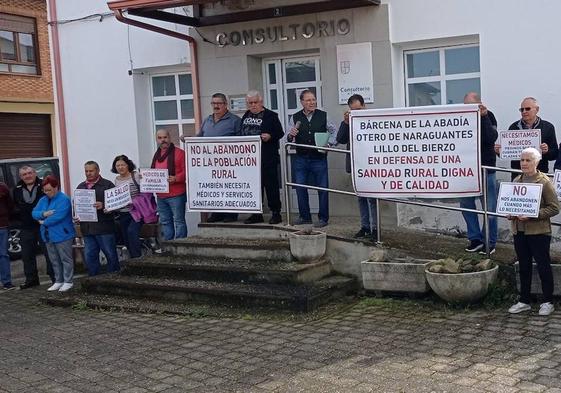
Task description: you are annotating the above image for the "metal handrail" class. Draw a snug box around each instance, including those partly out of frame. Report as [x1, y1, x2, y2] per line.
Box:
[282, 142, 559, 257]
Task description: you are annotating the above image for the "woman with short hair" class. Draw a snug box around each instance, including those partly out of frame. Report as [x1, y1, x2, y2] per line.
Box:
[32, 176, 76, 292]
[508, 147, 559, 315]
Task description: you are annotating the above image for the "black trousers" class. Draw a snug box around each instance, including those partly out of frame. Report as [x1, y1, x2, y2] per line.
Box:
[20, 228, 54, 283]
[262, 161, 281, 213]
[514, 233, 554, 303]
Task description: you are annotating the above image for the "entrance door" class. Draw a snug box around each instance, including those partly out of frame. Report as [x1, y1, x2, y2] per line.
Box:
[263, 56, 322, 214]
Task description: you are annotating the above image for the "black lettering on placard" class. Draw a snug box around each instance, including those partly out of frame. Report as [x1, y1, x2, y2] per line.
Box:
[513, 186, 527, 196]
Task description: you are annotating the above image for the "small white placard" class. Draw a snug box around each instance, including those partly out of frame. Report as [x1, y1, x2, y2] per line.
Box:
[73, 189, 98, 222]
[497, 182, 543, 218]
[499, 129, 541, 159]
[554, 170, 561, 201]
[140, 168, 169, 193]
[104, 183, 132, 212]
[337, 42, 374, 104]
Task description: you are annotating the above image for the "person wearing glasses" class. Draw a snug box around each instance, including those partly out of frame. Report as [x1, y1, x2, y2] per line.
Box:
[495, 97, 558, 179]
[196, 92, 241, 223]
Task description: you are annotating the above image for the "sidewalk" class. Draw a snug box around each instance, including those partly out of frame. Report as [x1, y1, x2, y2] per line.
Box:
[2, 283, 561, 393]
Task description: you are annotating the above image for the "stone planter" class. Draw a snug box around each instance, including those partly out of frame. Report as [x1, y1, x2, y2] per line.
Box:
[289, 230, 326, 263]
[514, 262, 561, 295]
[425, 262, 498, 303]
[361, 258, 432, 293]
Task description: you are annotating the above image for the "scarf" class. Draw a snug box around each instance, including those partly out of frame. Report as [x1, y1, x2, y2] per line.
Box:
[151, 143, 176, 176]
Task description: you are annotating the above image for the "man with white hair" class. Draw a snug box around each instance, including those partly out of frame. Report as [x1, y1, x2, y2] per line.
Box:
[239, 90, 285, 224]
[496, 97, 558, 178]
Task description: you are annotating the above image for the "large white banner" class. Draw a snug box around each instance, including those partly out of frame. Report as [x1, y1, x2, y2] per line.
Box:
[350, 104, 481, 198]
[185, 136, 262, 213]
[337, 42, 374, 104]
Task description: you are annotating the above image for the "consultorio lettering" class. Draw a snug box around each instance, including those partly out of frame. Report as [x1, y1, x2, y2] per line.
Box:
[216, 19, 351, 47]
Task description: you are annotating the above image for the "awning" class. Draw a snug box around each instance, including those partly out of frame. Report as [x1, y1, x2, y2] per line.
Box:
[108, 0, 380, 27]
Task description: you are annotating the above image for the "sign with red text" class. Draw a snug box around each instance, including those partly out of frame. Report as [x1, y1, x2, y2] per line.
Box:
[104, 183, 132, 212]
[350, 104, 481, 198]
[185, 136, 262, 213]
[139, 169, 169, 193]
[497, 182, 542, 218]
[499, 129, 541, 159]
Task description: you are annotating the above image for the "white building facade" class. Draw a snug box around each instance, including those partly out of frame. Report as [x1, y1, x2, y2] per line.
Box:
[50, 0, 561, 238]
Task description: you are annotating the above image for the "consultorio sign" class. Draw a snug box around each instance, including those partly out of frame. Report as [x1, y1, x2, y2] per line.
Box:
[216, 18, 351, 47]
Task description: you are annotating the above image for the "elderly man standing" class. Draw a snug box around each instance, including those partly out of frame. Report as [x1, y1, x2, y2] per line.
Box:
[13, 166, 54, 288]
[287, 89, 337, 228]
[152, 129, 187, 240]
[239, 90, 285, 224]
[198, 93, 241, 223]
[76, 161, 120, 276]
[460, 92, 499, 254]
[0, 181, 14, 290]
[496, 97, 558, 178]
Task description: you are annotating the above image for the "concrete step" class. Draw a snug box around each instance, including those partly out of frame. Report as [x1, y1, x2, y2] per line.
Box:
[163, 237, 292, 261]
[121, 256, 332, 284]
[79, 274, 357, 312]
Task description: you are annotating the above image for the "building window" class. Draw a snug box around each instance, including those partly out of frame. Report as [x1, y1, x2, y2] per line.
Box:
[405, 44, 480, 107]
[151, 73, 195, 144]
[0, 13, 39, 75]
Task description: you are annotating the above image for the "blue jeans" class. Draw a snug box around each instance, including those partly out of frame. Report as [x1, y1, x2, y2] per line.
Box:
[460, 172, 497, 247]
[0, 228, 11, 286]
[118, 212, 143, 258]
[293, 155, 329, 222]
[83, 234, 120, 276]
[46, 239, 74, 284]
[157, 193, 187, 240]
[359, 197, 378, 232]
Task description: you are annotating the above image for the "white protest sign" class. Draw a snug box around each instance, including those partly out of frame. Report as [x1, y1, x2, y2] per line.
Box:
[554, 170, 561, 201]
[73, 189, 97, 222]
[140, 168, 169, 193]
[104, 183, 132, 212]
[350, 104, 481, 198]
[497, 182, 543, 218]
[185, 136, 262, 213]
[499, 129, 541, 159]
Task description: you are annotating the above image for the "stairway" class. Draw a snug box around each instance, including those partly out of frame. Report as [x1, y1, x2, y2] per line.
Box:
[41, 236, 357, 314]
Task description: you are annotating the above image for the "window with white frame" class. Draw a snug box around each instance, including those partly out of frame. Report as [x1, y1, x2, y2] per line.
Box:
[151, 73, 195, 144]
[405, 45, 480, 107]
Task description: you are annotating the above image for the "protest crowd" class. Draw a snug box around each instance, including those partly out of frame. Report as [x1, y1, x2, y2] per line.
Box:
[0, 90, 560, 316]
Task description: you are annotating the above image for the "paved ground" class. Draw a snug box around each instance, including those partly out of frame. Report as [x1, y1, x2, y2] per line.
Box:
[2, 286, 561, 393]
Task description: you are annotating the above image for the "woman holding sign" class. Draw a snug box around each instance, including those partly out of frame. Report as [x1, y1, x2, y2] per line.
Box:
[508, 147, 560, 316]
[112, 155, 143, 258]
[32, 176, 76, 292]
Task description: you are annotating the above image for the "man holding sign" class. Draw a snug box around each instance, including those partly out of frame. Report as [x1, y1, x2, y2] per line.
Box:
[505, 148, 559, 316]
[496, 97, 558, 178]
[151, 129, 187, 240]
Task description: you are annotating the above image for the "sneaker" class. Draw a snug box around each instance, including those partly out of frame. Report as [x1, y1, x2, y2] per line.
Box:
[269, 213, 282, 225]
[354, 228, 371, 238]
[20, 281, 40, 290]
[508, 302, 531, 314]
[539, 302, 555, 316]
[3, 283, 15, 291]
[479, 247, 496, 256]
[294, 217, 312, 225]
[465, 240, 484, 252]
[47, 283, 63, 291]
[314, 220, 328, 228]
[244, 214, 264, 224]
[59, 283, 74, 292]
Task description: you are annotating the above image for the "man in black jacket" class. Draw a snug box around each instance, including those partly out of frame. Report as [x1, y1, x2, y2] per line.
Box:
[13, 166, 54, 288]
[460, 93, 499, 254]
[76, 161, 119, 276]
[496, 97, 558, 177]
[239, 90, 285, 224]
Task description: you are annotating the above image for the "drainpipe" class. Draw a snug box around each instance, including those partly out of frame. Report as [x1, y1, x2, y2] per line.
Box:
[113, 9, 202, 130]
[47, 0, 71, 193]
